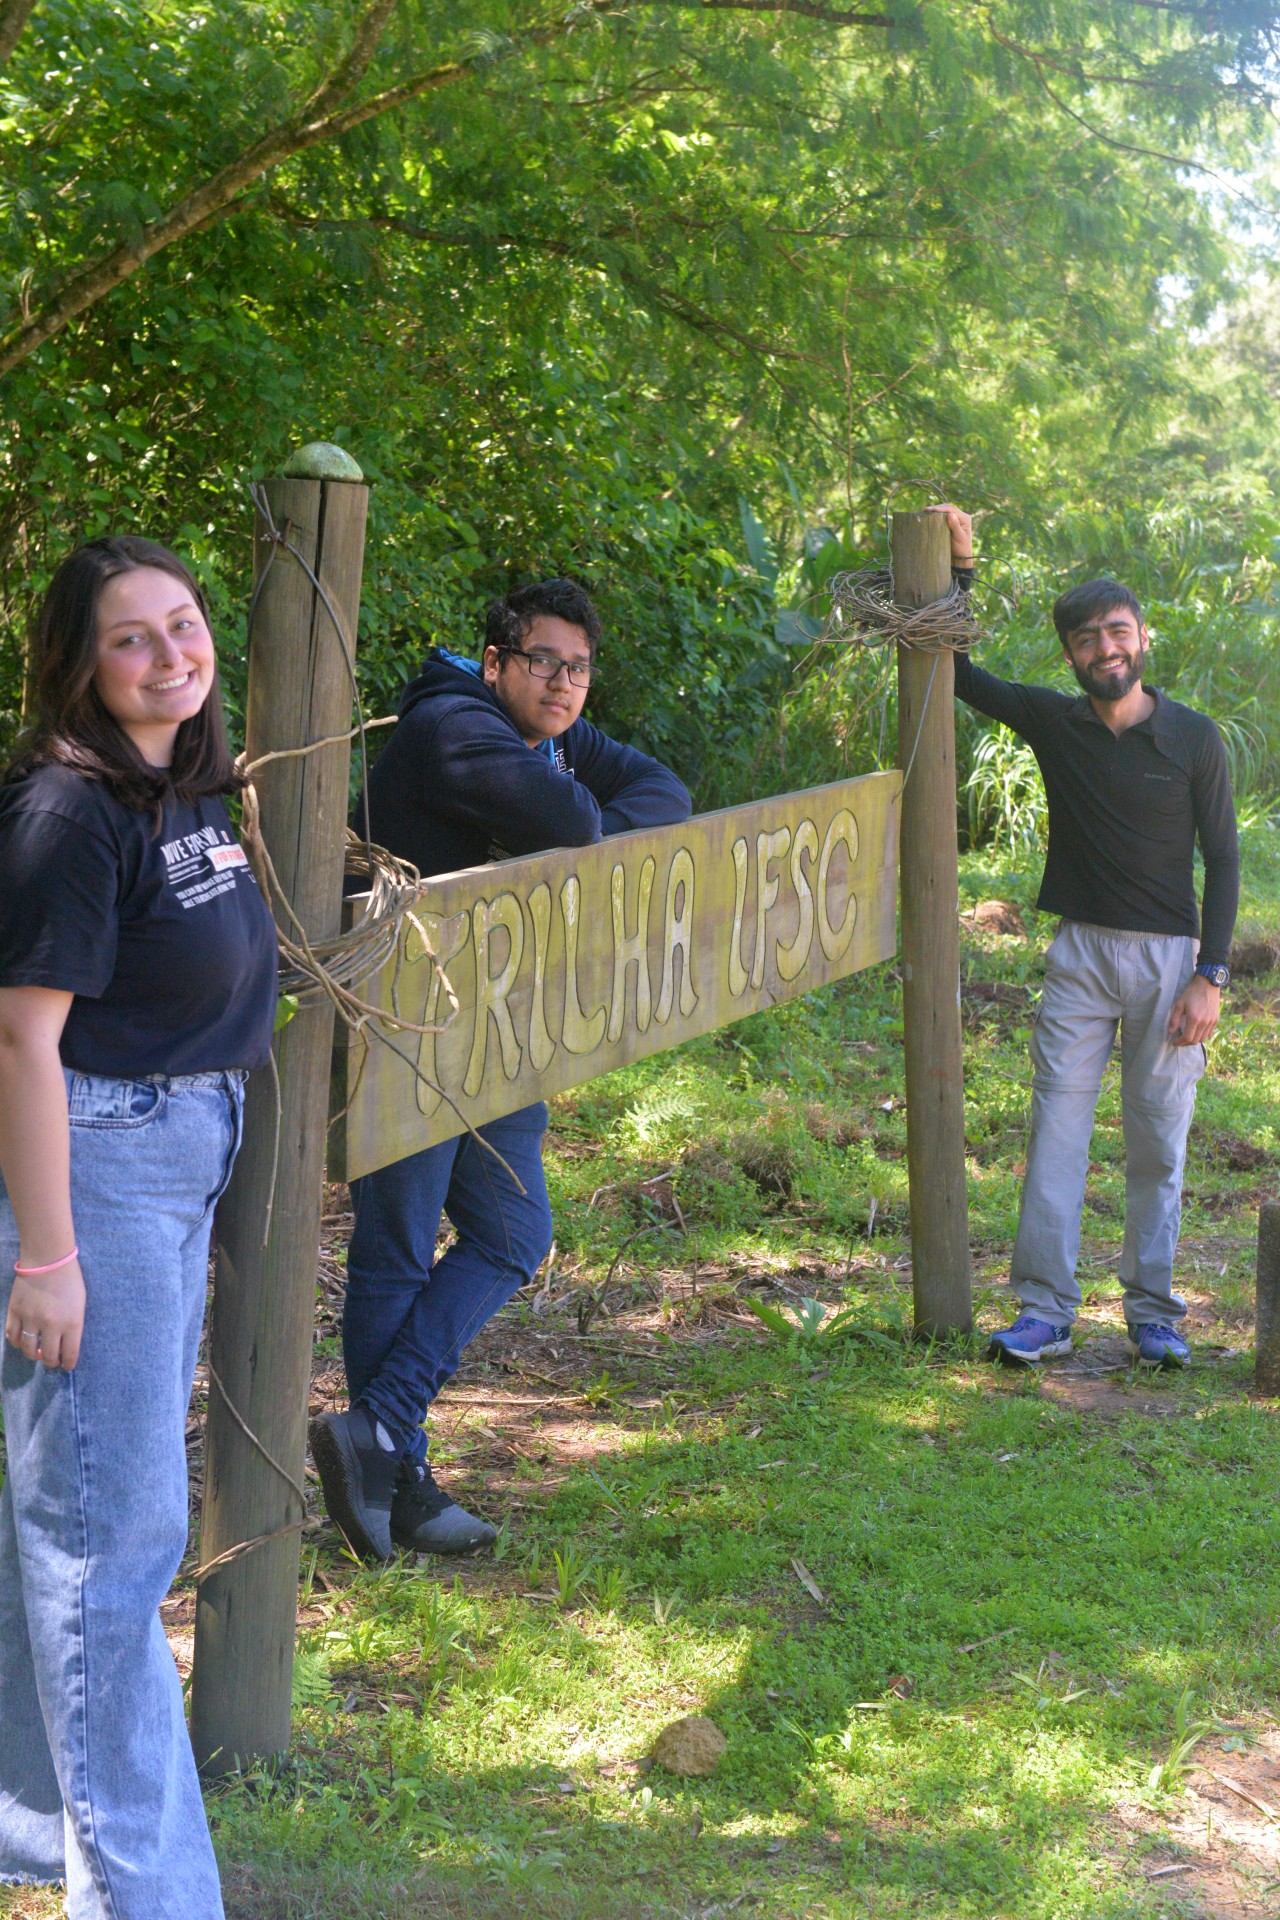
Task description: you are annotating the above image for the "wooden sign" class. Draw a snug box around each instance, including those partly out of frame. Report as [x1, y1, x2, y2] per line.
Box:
[333, 771, 900, 1181]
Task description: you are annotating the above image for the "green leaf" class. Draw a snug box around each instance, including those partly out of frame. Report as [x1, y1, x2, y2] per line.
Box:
[742, 1295, 796, 1338]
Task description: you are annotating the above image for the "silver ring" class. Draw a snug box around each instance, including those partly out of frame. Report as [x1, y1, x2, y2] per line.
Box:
[20, 1327, 37, 1340]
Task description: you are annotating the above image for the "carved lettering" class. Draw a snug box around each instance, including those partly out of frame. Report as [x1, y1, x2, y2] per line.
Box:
[817, 808, 859, 961]
[752, 826, 791, 991]
[776, 817, 818, 983]
[525, 882, 556, 1072]
[338, 770, 901, 1183]
[728, 835, 750, 997]
[408, 911, 469, 1118]
[464, 893, 525, 1097]
[655, 847, 699, 1025]
[560, 875, 607, 1055]
[608, 855, 656, 1043]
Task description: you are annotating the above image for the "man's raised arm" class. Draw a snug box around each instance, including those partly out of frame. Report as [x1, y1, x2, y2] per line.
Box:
[926, 503, 1051, 737]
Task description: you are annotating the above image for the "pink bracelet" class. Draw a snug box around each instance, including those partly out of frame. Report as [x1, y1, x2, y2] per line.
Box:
[14, 1247, 79, 1276]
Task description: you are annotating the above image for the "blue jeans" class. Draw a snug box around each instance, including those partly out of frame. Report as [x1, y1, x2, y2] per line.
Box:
[345, 1103, 554, 1462]
[0, 1070, 245, 1920]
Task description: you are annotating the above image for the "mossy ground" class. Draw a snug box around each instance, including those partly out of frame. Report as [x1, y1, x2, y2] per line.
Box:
[5, 825, 1280, 1920]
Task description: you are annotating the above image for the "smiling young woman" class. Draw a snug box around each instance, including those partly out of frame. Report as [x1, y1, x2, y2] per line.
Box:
[0, 538, 278, 1919]
[91, 566, 217, 764]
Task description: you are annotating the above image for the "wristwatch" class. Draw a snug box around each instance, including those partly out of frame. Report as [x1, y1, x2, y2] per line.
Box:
[1195, 961, 1230, 990]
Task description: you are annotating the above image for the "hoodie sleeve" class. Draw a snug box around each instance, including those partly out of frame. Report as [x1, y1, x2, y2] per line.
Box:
[564, 721, 692, 835]
[413, 697, 608, 853]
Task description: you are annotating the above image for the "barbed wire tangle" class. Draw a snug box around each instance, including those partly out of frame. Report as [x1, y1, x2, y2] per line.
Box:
[822, 565, 985, 655]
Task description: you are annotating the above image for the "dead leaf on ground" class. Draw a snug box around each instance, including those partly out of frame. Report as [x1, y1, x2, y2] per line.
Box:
[791, 1557, 826, 1606]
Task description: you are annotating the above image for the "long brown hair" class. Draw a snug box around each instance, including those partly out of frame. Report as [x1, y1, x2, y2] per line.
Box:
[8, 536, 241, 817]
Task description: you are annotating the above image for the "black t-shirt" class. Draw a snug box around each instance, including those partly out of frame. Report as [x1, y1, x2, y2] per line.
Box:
[0, 766, 279, 1076]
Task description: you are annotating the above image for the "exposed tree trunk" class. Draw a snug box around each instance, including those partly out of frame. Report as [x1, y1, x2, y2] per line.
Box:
[0, 0, 38, 72]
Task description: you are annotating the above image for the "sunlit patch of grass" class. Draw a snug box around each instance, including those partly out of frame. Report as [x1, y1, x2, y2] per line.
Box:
[196, 827, 1280, 1917]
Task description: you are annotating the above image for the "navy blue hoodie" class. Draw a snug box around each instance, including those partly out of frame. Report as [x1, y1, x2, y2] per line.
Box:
[363, 649, 692, 879]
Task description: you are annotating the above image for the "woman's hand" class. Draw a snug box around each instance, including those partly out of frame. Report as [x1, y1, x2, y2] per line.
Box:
[6, 1257, 85, 1370]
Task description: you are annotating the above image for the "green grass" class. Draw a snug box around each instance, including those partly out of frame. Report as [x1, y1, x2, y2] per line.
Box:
[8, 828, 1280, 1920]
[212, 1347, 1280, 1919]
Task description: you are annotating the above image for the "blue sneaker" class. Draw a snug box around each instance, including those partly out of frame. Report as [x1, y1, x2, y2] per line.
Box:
[988, 1313, 1073, 1364]
[1126, 1322, 1189, 1369]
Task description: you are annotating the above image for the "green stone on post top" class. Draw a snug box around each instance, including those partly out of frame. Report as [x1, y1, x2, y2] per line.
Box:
[282, 442, 364, 482]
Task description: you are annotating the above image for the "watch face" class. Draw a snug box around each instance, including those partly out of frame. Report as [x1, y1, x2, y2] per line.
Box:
[1199, 964, 1229, 988]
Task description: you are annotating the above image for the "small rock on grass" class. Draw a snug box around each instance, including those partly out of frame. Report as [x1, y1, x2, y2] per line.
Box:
[651, 1716, 726, 1777]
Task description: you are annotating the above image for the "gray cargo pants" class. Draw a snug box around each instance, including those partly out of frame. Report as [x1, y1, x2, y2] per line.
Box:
[1011, 919, 1205, 1328]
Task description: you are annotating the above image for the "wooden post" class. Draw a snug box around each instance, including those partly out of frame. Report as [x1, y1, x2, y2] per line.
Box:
[1256, 1202, 1280, 1394]
[893, 509, 973, 1336]
[190, 443, 368, 1771]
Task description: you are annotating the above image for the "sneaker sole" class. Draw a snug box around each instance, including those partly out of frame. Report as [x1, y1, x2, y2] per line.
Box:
[309, 1415, 393, 1562]
[1125, 1339, 1187, 1370]
[988, 1337, 1073, 1365]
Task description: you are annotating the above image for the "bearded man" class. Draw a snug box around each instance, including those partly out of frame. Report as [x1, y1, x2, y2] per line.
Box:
[932, 506, 1238, 1368]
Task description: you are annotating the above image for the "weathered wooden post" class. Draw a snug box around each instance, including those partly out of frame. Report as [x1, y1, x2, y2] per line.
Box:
[893, 510, 973, 1335]
[1256, 1202, 1280, 1393]
[191, 443, 368, 1771]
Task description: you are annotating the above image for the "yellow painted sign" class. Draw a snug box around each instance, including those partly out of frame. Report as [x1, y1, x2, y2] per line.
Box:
[333, 771, 900, 1180]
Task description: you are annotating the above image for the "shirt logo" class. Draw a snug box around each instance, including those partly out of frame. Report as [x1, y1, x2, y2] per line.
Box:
[207, 843, 250, 873]
[160, 826, 251, 909]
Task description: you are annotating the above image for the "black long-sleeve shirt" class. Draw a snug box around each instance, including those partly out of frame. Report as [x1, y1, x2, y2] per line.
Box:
[363, 648, 692, 879]
[953, 652, 1239, 967]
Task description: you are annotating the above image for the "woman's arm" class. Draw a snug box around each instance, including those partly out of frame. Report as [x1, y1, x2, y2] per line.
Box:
[0, 984, 84, 1370]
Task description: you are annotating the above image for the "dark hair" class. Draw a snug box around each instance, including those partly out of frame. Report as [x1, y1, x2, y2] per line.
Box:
[7, 536, 240, 820]
[1052, 577, 1144, 646]
[484, 578, 603, 660]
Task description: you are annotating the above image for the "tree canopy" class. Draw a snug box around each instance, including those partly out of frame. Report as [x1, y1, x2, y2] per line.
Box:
[3, 0, 1278, 786]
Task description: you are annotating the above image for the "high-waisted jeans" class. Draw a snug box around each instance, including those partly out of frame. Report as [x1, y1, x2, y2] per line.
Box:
[0, 1069, 245, 1920]
[346, 1102, 554, 1463]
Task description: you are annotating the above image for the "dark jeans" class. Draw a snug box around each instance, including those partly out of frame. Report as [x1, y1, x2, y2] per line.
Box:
[344, 1102, 553, 1462]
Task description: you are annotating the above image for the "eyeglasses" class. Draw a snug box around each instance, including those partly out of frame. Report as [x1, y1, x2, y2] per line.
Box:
[502, 645, 596, 688]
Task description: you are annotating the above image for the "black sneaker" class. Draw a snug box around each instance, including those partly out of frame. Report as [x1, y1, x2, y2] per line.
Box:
[308, 1405, 402, 1562]
[390, 1459, 498, 1555]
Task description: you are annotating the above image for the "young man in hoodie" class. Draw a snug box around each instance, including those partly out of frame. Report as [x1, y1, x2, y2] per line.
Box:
[311, 580, 692, 1561]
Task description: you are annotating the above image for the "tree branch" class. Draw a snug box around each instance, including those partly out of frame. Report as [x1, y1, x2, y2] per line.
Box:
[985, 22, 1260, 99]
[1021, 55, 1272, 214]
[0, 0, 38, 70]
[0, 4, 602, 380]
[629, 0, 911, 25]
[300, 0, 399, 120]
[0, 0, 418, 378]
[265, 197, 811, 365]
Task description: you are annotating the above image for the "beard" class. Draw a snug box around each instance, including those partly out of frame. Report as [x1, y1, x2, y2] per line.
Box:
[1070, 646, 1146, 702]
